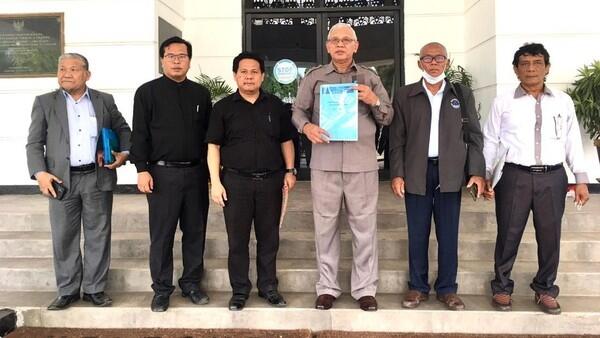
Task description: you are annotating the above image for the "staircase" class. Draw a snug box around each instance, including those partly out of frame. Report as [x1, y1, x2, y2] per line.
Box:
[0, 182, 599, 334]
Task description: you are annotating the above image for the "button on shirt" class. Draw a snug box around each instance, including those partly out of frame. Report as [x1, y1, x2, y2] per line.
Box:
[64, 90, 97, 166]
[423, 79, 446, 157]
[483, 85, 589, 183]
[205, 90, 294, 172]
[130, 76, 212, 172]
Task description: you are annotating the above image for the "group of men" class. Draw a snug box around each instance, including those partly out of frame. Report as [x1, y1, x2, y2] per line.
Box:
[26, 22, 590, 316]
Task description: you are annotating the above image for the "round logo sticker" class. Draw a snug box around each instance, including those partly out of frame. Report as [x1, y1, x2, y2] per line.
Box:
[273, 59, 298, 85]
[450, 98, 461, 109]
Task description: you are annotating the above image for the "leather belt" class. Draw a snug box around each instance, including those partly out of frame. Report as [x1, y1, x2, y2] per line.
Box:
[70, 163, 96, 172]
[223, 167, 282, 180]
[428, 157, 439, 166]
[505, 162, 563, 174]
[152, 160, 199, 168]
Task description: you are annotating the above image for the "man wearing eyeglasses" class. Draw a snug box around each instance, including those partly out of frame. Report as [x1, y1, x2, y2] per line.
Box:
[483, 43, 589, 314]
[389, 42, 485, 310]
[292, 22, 393, 311]
[130, 36, 212, 312]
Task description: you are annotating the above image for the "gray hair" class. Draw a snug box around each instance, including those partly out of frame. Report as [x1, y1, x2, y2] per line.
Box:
[419, 42, 447, 57]
[328, 22, 357, 40]
[58, 53, 89, 70]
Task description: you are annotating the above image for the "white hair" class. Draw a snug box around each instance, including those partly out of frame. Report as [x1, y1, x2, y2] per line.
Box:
[58, 53, 89, 70]
[328, 22, 357, 40]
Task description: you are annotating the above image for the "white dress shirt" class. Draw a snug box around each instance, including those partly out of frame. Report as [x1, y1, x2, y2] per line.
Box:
[483, 85, 589, 183]
[423, 79, 446, 158]
[64, 89, 98, 166]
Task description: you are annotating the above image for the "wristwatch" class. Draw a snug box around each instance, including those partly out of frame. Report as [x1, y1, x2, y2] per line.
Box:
[285, 168, 298, 176]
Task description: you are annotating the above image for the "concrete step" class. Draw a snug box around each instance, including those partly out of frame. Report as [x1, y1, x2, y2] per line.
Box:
[1, 258, 599, 296]
[1, 186, 598, 233]
[0, 291, 598, 334]
[2, 230, 600, 263]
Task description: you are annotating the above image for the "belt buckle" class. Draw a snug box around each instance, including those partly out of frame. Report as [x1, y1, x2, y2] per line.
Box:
[251, 172, 268, 180]
[530, 166, 545, 173]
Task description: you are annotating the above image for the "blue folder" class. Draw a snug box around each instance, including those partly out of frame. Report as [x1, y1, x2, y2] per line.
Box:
[101, 128, 119, 164]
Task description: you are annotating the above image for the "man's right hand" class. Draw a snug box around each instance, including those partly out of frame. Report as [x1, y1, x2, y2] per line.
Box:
[391, 177, 405, 198]
[483, 179, 495, 200]
[302, 123, 330, 144]
[137, 171, 153, 193]
[210, 181, 228, 207]
[35, 171, 61, 198]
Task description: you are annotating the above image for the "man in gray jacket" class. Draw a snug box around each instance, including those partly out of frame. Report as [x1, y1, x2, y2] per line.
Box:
[26, 53, 131, 310]
[292, 23, 393, 311]
[389, 42, 485, 310]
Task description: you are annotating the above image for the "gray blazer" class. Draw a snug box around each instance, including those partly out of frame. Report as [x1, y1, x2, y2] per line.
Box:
[389, 80, 485, 195]
[26, 88, 131, 191]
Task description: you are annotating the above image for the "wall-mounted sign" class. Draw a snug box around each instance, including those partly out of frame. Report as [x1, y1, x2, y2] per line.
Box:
[273, 59, 298, 84]
[0, 13, 64, 77]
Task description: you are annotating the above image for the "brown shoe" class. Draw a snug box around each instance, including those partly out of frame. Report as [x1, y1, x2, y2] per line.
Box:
[437, 293, 465, 310]
[315, 294, 336, 310]
[402, 290, 429, 309]
[492, 293, 512, 311]
[358, 296, 377, 311]
[535, 292, 561, 315]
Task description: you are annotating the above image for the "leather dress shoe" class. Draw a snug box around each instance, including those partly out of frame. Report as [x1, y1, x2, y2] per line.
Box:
[82, 292, 112, 307]
[315, 294, 336, 310]
[492, 293, 512, 311]
[229, 294, 249, 311]
[258, 289, 287, 307]
[535, 292, 561, 315]
[402, 290, 429, 309]
[358, 295, 378, 311]
[182, 290, 209, 305]
[437, 293, 465, 311]
[151, 294, 170, 312]
[47, 294, 80, 310]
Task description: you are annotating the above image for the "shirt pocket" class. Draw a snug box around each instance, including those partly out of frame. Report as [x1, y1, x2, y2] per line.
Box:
[260, 110, 280, 139]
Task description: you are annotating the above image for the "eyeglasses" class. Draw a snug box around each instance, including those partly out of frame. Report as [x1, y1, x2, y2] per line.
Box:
[327, 38, 356, 46]
[420, 55, 447, 63]
[163, 54, 189, 62]
[518, 60, 546, 68]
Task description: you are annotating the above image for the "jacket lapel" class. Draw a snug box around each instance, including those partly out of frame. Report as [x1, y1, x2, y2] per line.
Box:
[89, 89, 104, 139]
[54, 90, 69, 144]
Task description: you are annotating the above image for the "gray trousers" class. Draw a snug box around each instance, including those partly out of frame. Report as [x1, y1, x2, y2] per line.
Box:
[48, 170, 112, 296]
[311, 169, 379, 300]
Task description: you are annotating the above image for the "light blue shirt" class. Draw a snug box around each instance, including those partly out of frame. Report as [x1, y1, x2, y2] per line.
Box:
[63, 89, 97, 166]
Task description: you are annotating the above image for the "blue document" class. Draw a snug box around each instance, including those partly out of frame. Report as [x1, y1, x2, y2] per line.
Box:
[101, 128, 119, 164]
[319, 83, 358, 141]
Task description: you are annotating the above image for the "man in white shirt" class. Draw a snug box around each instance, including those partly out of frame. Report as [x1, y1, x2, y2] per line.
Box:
[483, 43, 589, 314]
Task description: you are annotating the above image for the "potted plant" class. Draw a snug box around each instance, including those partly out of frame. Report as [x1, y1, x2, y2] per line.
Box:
[566, 60, 600, 165]
[194, 72, 234, 103]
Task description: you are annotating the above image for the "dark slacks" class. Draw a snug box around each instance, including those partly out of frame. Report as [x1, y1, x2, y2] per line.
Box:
[404, 160, 462, 295]
[491, 164, 567, 298]
[147, 164, 209, 296]
[221, 171, 284, 296]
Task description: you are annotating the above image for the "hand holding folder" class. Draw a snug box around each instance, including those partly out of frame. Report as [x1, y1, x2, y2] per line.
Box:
[101, 128, 119, 165]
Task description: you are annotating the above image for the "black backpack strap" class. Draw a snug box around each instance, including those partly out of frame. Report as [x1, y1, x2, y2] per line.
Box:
[453, 83, 470, 144]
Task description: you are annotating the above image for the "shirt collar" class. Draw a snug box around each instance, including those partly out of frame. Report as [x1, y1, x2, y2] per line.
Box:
[232, 89, 266, 103]
[421, 79, 446, 96]
[514, 84, 554, 98]
[62, 88, 90, 102]
[324, 61, 358, 74]
[162, 75, 188, 86]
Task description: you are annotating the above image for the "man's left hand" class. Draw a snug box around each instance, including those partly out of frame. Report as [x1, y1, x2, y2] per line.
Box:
[467, 175, 486, 198]
[575, 183, 589, 206]
[283, 173, 296, 192]
[353, 84, 378, 106]
[104, 151, 128, 170]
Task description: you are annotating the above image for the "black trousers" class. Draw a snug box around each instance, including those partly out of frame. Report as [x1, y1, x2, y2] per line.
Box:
[221, 171, 284, 296]
[147, 164, 209, 296]
[491, 164, 568, 298]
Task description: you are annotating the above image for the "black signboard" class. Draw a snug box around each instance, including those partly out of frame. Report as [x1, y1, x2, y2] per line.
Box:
[0, 13, 64, 77]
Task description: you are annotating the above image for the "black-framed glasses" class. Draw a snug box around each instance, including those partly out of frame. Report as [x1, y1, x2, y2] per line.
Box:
[163, 54, 189, 62]
[420, 55, 447, 63]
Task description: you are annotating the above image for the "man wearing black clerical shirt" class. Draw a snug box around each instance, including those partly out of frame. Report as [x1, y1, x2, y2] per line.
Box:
[206, 51, 296, 311]
[130, 36, 212, 312]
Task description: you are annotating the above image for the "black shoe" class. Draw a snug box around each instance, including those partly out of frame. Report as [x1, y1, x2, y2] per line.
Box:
[82, 292, 112, 307]
[182, 290, 209, 305]
[258, 289, 287, 307]
[228, 294, 248, 311]
[151, 294, 170, 312]
[47, 294, 80, 310]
